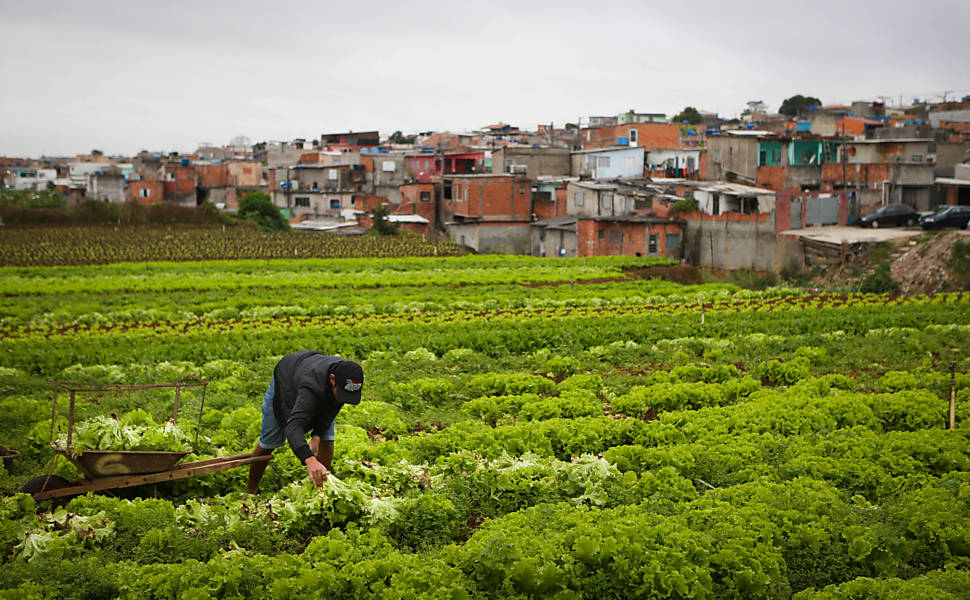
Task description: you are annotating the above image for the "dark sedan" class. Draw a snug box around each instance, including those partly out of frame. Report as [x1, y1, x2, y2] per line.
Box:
[919, 205, 970, 230]
[858, 204, 918, 228]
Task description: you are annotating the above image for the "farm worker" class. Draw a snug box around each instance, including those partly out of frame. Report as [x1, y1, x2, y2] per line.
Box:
[246, 351, 363, 494]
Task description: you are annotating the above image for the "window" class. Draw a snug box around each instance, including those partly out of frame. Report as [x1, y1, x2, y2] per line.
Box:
[624, 196, 634, 211]
[505, 158, 514, 172]
[382, 160, 396, 172]
[597, 156, 610, 168]
[519, 186, 526, 195]
[419, 191, 431, 202]
[912, 154, 923, 162]
[312, 181, 319, 190]
[600, 193, 612, 210]
[328, 169, 338, 180]
[295, 196, 310, 207]
[463, 188, 468, 203]
[713, 148, 722, 163]
[139, 188, 151, 198]
[648, 234, 658, 253]
[712, 194, 720, 215]
[575, 191, 585, 206]
[665, 233, 681, 250]
[629, 128, 638, 144]
[330, 198, 341, 209]
[598, 230, 605, 239]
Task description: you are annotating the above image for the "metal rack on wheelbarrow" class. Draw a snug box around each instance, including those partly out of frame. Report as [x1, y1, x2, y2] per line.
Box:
[30, 378, 271, 501]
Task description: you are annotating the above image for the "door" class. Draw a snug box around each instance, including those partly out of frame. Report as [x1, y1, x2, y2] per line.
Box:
[790, 200, 803, 229]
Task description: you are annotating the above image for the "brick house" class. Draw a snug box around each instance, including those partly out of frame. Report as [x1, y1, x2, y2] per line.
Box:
[533, 180, 683, 258]
[406, 150, 486, 183]
[161, 161, 197, 205]
[441, 174, 532, 253]
[531, 214, 683, 258]
[271, 164, 364, 220]
[532, 176, 574, 220]
[580, 122, 681, 150]
[706, 131, 936, 211]
[128, 179, 165, 205]
[398, 182, 437, 228]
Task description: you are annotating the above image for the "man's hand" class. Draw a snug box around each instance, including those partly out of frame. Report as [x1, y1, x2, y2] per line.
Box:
[306, 455, 329, 486]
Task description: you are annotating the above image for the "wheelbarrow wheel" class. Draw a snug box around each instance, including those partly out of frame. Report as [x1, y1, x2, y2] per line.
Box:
[22, 474, 75, 498]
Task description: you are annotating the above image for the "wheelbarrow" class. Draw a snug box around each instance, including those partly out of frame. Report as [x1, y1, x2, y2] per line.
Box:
[28, 377, 271, 501]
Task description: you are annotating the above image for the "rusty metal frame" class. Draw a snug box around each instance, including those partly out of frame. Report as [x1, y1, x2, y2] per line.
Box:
[33, 377, 273, 501]
[47, 377, 209, 455]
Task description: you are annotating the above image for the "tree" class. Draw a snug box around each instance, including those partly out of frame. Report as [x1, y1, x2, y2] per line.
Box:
[388, 131, 416, 145]
[238, 191, 289, 232]
[779, 95, 822, 117]
[229, 135, 251, 150]
[370, 204, 398, 235]
[673, 106, 703, 125]
[742, 100, 768, 117]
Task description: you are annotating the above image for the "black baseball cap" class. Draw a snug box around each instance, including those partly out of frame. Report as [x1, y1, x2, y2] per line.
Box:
[333, 360, 364, 405]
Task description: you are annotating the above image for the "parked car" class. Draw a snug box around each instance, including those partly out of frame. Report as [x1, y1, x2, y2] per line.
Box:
[919, 205, 970, 230]
[858, 204, 918, 228]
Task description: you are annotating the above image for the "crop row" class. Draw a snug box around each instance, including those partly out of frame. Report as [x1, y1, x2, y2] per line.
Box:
[3, 292, 965, 342]
[0, 254, 677, 295]
[0, 225, 470, 266]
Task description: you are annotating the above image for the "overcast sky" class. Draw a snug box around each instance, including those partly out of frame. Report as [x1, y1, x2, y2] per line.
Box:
[2, 0, 968, 158]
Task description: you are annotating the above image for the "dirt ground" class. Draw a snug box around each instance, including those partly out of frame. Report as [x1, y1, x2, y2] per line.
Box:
[890, 230, 970, 294]
[810, 229, 970, 294]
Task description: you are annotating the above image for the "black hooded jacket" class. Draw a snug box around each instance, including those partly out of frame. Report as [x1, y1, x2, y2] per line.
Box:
[271, 351, 345, 464]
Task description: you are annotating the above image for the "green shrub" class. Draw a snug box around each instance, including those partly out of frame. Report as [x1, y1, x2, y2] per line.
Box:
[858, 262, 900, 294]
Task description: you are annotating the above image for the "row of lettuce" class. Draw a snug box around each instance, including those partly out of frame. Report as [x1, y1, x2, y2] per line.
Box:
[1, 259, 969, 599]
[3, 360, 970, 598]
[0, 225, 470, 266]
[0, 255, 675, 295]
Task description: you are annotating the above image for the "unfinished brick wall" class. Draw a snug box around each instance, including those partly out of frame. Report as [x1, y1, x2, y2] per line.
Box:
[582, 124, 682, 150]
[196, 163, 228, 188]
[128, 180, 164, 205]
[450, 176, 531, 219]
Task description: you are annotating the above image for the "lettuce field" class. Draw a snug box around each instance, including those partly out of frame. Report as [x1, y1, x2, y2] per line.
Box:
[2, 253, 970, 599]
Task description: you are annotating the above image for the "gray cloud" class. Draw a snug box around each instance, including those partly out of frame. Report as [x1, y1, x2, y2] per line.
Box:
[1, 0, 968, 156]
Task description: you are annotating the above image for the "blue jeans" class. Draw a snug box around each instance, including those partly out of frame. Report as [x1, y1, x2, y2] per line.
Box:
[258, 377, 335, 449]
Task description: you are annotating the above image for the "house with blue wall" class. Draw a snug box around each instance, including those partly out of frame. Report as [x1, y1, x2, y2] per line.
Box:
[570, 146, 644, 179]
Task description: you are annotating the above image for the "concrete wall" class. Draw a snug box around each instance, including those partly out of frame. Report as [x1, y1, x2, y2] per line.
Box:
[532, 227, 577, 257]
[934, 142, 970, 177]
[706, 136, 758, 182]
[87, 173, 126, 203]
[491, 147, 571, 177]
[929, 110, 970, 127]
[447, 222, 532, 254]
[570, 147, 644, 179]
[646, 149, 702, 170]
[683, 212, 800, 272]
[809, 113, 838, 136]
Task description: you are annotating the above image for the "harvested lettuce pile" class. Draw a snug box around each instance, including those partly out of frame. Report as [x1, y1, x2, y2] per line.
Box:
[53, 409, 193, 457]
